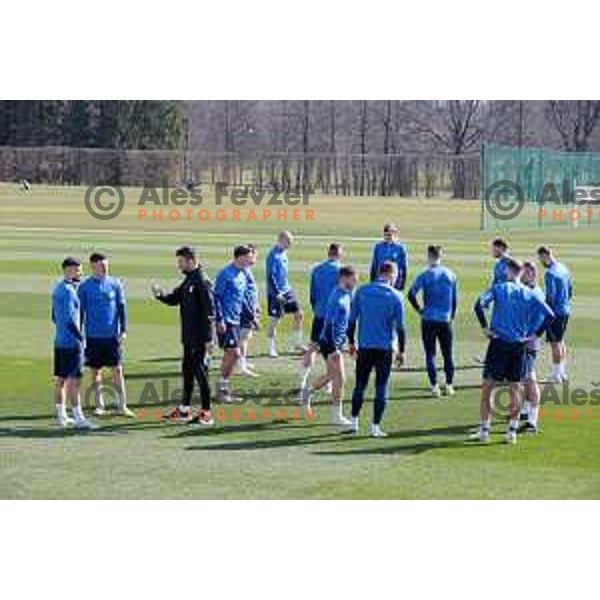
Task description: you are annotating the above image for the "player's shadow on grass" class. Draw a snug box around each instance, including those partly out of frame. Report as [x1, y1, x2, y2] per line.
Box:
[314, 439, 466, 457]
[0, 419, 170, 439]
[185, 429, 344, 452]
[162, 419, 308, 439]
[313, 423, 478, 457]
[126, 371, 182, 380]
[0, 414, 53, 422]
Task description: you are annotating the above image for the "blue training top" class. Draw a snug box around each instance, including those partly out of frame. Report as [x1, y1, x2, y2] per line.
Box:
[78, 275, 127, 339]
[408, 264, 458, 323]
[214, 262, 248, 325]
[320, 286, 353, 349]
[349, 280, 405, 350]
[52, 279, 83, 348]
[310, 259, 341, 319]
[266, 245, 291, 297]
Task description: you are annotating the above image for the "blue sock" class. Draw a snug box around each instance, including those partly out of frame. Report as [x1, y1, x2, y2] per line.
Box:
[425, 354, 437, 386]
[373, 385, 387, 424]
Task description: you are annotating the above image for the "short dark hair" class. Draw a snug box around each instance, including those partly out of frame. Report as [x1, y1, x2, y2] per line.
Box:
[378, 260, 397, 276]
[383, 222, 398, 233]
[61, 257, 81, 269]
[175, 246, 196, 261]
[506, 258, 522, 274]
[339, 265, 356, 279]
[522, 260, 538, 274]
[328, 243, 342, 257]
[234, 244, 253, 259]
[428, 244, 443, 260]
[537, 245, 551, 256]
[89, 252, 107, 263]
[492, 238, 508, 250]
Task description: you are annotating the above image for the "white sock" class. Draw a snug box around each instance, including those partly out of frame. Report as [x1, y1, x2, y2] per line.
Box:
[509, 418, 519, 431]
[330, 404, 342, 421]
[55, 403, 67, 418]
[559, 361, 567, 377]
[72, 405, 84, 421]
[351, 416, 359, 428]
[268, 337, 276, 353]
[528, 403, 539, 426]
[552, 363, 561, 378]
[481, 419, 491, 432]
[293, 328, 303, 347]
[299, 366, 311, 389]
[239, 355, 248, 369]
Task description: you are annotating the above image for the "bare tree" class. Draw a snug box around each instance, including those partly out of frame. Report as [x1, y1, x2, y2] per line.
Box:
[402, 100, 515, 197]
[546, 101, 600, 152]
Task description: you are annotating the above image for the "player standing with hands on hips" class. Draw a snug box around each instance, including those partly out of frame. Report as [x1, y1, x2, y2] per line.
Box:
[408, 244, 458, 397]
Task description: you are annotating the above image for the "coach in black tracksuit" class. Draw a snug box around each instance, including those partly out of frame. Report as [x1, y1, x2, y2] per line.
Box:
[152, 246, 215, 418]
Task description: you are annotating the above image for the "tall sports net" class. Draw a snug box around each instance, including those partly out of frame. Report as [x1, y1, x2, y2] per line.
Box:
[480, 142, 600, 230]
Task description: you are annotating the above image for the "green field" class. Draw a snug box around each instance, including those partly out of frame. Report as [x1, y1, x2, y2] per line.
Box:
[1, 183, 599, 499]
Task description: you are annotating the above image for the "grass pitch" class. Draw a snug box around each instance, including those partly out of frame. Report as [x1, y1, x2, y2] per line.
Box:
[1, 184, 599, 498]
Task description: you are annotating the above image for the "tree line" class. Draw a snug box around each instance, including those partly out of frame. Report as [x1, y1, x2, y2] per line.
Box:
[0, 101, 183, 149]
[1, 100, 600, 197]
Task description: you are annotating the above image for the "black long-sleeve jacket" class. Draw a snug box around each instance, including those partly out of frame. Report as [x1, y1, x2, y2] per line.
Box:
[157, 268, 215, 345]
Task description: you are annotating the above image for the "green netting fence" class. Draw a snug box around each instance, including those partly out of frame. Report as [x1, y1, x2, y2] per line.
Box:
[480, 142, 600, 230]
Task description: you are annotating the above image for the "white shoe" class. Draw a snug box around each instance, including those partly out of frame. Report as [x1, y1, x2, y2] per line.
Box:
[240, 366, 259, 378]
[369, 424, 388, 438]
[195, 417, 214, 426]
[431, 384, 441, 397]
[547, 373, 562, 383]
[350, 417, 359, 434]
[94, 406, 108, 416]
[469, 429, 489, 443]
[299, 387, 313, 406]
[445, 384, 455, 396]
[56, 414, 74, 428]
[73, 417, 98, 430]
[331, 414, 353, 427]
[268, 348, 279, 358]
[505, 429, 517, 445]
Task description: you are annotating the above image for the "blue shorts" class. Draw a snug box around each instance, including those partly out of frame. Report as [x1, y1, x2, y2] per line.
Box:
[54, 347, 83, 379]
[240, 307, 258, 330]
[310, 316, 325, 343]
[482, 337, 526, 383]
[85, 337, 122, 368]
[218, 323, 241, 349]
[318, 336, 339, 359]
[268, 289, 300, 319]
[523, 347, 538, 381]
[546, 315, 569, 343]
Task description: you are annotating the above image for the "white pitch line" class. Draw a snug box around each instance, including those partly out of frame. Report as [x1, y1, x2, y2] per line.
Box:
[0, 224, 480, 245]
